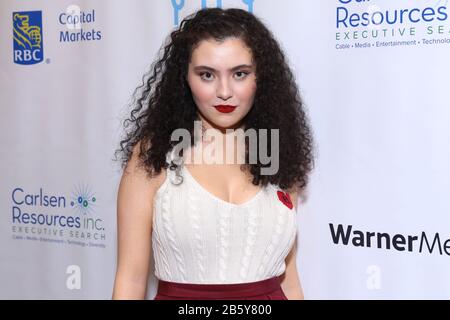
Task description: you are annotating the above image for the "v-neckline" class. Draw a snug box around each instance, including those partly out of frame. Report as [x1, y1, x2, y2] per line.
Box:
[182, 165, 267, 208]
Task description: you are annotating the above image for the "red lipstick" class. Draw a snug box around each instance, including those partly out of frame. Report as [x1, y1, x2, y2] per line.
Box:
[214, 105, 237, 113]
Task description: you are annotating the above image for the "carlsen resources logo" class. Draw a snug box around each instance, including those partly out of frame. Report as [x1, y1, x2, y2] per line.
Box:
[10, 184, 106, 249]
[13, 11, 44, 65]
[335, 0, 450, 50]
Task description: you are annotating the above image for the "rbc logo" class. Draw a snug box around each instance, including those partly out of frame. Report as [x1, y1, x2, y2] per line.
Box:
[13, 11, 44, 65]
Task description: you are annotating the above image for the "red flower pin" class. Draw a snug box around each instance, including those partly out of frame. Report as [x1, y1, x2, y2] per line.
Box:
[277, 191, 293, 210]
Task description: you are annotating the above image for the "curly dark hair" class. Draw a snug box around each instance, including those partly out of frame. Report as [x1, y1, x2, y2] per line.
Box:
[115, 7, 315, 192]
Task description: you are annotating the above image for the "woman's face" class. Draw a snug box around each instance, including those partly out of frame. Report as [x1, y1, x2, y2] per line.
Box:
[187, 37, 257, 133]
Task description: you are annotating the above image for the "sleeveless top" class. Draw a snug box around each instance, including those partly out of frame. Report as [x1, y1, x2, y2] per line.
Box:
[152, 148, 298, 284]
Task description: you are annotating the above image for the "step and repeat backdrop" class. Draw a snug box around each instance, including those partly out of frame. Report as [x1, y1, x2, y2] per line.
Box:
[1, 0, 449, 299]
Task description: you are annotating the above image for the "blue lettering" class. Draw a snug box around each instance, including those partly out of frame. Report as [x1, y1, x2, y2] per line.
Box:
[336, 5, 449, 29]
[67, 216, 75, 228]
[371, 11, 384, 25]
[95, 219, 103, 230]
[336, 7, 349, 28]
[59, 13, 66, 24]
[360, 12, 369, 26]
[171, 1, 255, 26]
[349, 13, 360, 27]
[67, 14, 80, 26]
[399, 9, 408, 24]
[37, 214, 45, 225]
[409, 8, 421, 23]
[75, 217, 81, 228]
[22, 213, 30, 223]
[60, 31, 70, 42]
[12, 206, 21, 222]
[437, 6, 448, 21]
[385, 10, 398, 25]
[12, 188, 66, 207]
[12, 188, 24, 205]
[59, 10, 95, 25]
[171, 0, 185, 25]
[11, 206, 81, 228]
[59, 216, 66, 227]
[242, 0, 254, 13]
[421, 7, 435, 22]
[202, 0, 222, 9]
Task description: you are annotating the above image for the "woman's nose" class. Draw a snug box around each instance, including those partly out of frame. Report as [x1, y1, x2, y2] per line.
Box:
[216, 78, 233, 101]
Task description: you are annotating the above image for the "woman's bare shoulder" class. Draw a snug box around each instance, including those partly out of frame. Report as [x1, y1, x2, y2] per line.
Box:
[121, 141, 167, 193]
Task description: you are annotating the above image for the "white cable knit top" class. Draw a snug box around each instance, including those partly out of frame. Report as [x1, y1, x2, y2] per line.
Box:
[152, 149, 298, 284]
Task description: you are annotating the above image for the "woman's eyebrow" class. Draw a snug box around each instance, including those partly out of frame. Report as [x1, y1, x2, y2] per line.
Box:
[193, 64, 253, 72]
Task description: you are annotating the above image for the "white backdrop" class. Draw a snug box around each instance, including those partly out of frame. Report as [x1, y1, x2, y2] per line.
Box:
[1, 0, 449, 299]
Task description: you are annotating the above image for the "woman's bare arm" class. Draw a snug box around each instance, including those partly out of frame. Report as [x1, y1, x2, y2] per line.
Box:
[112, 143, 165, 299]
[280, 237, 304, 300]
[280, 190, 305, 300]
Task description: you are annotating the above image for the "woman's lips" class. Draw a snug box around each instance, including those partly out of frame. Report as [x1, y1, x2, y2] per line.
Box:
[214, 105, 237, 113]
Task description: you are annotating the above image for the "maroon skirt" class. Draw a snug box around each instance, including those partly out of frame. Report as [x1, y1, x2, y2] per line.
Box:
[153, 275, 287, 300]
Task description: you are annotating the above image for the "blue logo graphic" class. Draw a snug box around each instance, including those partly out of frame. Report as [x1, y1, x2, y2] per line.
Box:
[70, 183, 97, 215]
[13, 11, 44, 65]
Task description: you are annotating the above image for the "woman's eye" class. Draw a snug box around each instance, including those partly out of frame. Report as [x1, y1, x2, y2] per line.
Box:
[200, 72, 214, 81]
[199, 71, 249, 81]
[234, 71, 249, 79]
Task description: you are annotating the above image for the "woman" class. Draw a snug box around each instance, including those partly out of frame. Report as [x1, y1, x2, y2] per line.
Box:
[113, 7, 314, 300]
